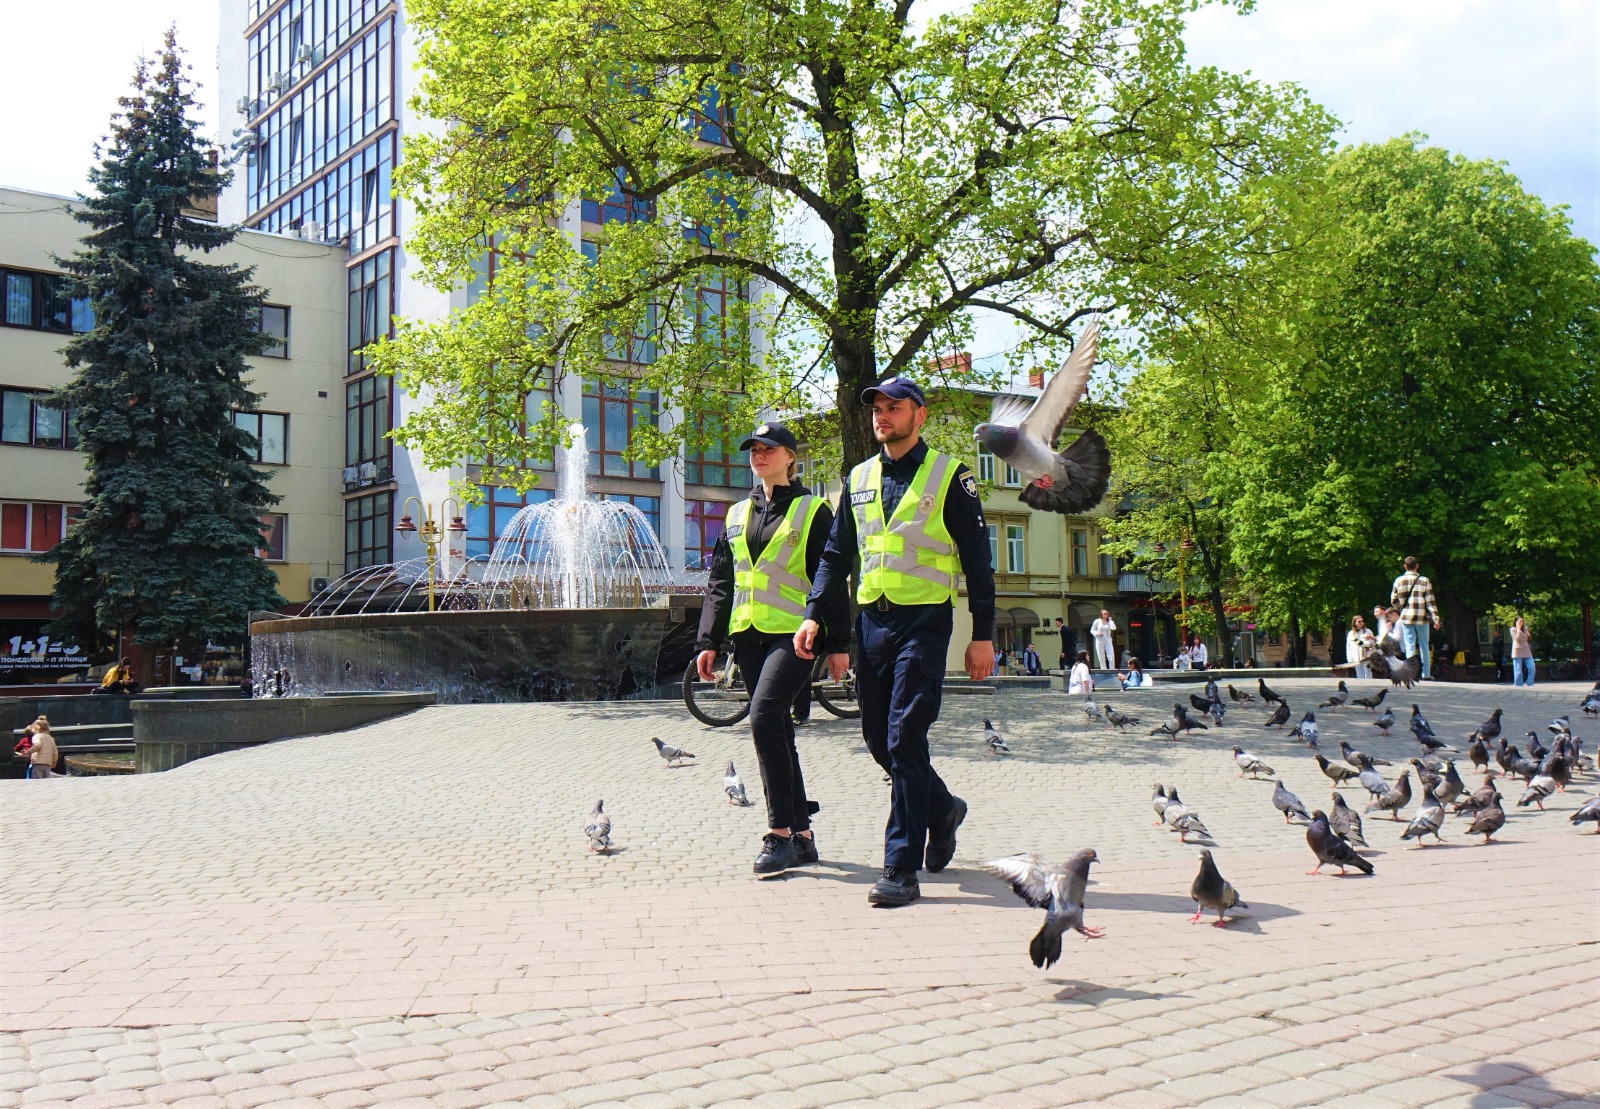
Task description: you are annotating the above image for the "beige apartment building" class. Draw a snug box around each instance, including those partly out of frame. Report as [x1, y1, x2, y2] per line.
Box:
[0, 186, 347, 680]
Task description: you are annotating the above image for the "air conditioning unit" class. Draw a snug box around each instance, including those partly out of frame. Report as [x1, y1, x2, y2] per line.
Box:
[341, 466, 359, 485]
[296, 45, 314, 64]
[230, 132, 260, 153]
[300, 220, 323, 241]
[309, 46, 325, 65]
[310, 576, 332, 595]
[272, 72, 291, 93]
[357, 461, 378, 483]
[234, 96, 250, 114]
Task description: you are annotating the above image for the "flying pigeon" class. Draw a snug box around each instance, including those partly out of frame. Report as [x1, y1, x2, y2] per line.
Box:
[724, 760, 750, 805]
[1189, 850, 1247, 927]
[1232, 746, 1274, 779]
[1264, 702, 1290, 729]
[1353, 688, 1388, 711]
[1105, 705, 1140, 732]
[1306, 810, 1375, 875]
[1288, 710, 1319, 747]
[1400, 791, 1445, 845]
[1570, 795, 1600, 832]
[982, 719, 1011, 756]
[1228, 684, 1256, 704]
[1465, 793, 1506, 844]
[584, 799, 612, 853]
[1314, 753, 1359, 784]
[1259, 678, 1283, 706]
[1319, 682, 1350, 711]
[1341, 740, 1390, 768]
[973, 322, 1112, 515]
[1365, 771, 1413, 821]
[1272, 780, 1310, 824]
[1372, 708, 1396, 736]
[1151, 783, 1170, 825]
[653, 737, 696, 767]
[980, 849, 1105, 968]
[1329, 791, 1368, 846]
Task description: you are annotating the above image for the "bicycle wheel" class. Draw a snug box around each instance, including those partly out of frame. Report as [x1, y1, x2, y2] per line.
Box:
[1549, 660, 1576, 681]
[682, 654, 751, 727]
[812, 655, 862, 719]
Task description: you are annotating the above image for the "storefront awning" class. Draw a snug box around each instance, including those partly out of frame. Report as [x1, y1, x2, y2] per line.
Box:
[1009, 607, 1041, 628]
[992, 609, 1015, 629]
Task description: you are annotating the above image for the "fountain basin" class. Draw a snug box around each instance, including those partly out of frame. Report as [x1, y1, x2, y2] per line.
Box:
[250, 605, 690, 703]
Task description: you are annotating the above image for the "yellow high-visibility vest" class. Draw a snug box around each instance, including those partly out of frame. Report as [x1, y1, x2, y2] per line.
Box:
[727, 494, 825, 634]
[849, 450, 960, 606]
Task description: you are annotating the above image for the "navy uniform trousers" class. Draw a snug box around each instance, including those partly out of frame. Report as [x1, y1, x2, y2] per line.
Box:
[856, 603, 959, 871]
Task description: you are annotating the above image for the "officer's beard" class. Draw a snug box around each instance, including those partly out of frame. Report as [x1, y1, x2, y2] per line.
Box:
[874, 419, 919, 447]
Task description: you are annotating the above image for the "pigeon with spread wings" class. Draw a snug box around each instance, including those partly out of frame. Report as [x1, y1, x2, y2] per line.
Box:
[973, 321, 1111, 515]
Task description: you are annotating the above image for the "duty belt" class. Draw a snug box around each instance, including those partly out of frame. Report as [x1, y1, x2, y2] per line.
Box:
[872, 597, 894, 612]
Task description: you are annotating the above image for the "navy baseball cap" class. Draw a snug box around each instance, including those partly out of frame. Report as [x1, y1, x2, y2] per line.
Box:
[860, 377, 926, 406]
[738, 421, 799, 452]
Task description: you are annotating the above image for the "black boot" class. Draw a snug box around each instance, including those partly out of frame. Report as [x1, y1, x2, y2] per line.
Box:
[867, 866, 920, 906]
[753, 833, 797, 878]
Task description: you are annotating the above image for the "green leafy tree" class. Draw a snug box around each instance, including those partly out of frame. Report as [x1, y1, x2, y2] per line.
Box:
[376, 0, 1333, 485]
[40, 31, 285, 650]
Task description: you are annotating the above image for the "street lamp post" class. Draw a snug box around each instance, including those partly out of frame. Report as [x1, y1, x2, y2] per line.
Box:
[395, 497, 468, 612]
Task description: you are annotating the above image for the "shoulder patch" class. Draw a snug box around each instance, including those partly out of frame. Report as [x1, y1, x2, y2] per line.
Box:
[960, 473, 979, 498]
[849, 489, 878, 506]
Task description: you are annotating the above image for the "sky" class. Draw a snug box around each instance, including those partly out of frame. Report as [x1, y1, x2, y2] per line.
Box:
[1, 0, 1594, 363]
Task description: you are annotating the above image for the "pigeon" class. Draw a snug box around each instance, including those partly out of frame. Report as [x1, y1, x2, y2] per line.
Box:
[1342, 740, 1391, 767]
[1105, 705, 1139, 732]
[1400, 791, 1445, 845]
[723, 760, 750, 805]
[1410, 704, 1435, 739]
[1524, 731, 1549, 763]
[1409, 758, 1443, 797]
[1228, 683, 1256, 703]
[1169, 810, 1211, 844]
[1203, 678, 1221, 706]
[1264, 702, 1290, 729]
[1232, 746, 1274, 779]
[1472, 708, 1503, 745]
[1190, 692, 1218, 715]
[973, 322, 1111, 515]
[1329, 791, 1368, 846]
[1205, 700, 1227, 727]
[1314, 753, 1360, 784]
[1431, 761, 1466, 806]
[1082, 699, 1104, 723]
[1415, 732, 1455, 754]
[584, 799, 612, 853]
[982, 719, 1011, 756]
[1259, 678, 1283, 706]
[1413, 751, 1445, 773]
[1272, 780, 1310, 824]
[1151, 783, 1170, 825]
[1306, 810, 1374, 875]
[1581, 689, 1600, 718]
[1384, 654, 1422, 689]
[1189, 850, 1247, 927]
[1465, 793, 1506, 844]
[1570, 796, 1600, 832]
[1288, 710, 1320, 747]
[1365, 771, 1413, 821]
[1547, 715, 1572, 736]
[653, 737, 696, 767]
[1539, 750, 1572, 791]
[1353, 688, 1388, 711]
[1454, 777, 1501, 816]
[1372, 708, 1396, 736]
[1319, 681, 1350, 710]
[1174, 703, 1210, 736]
[1517, 759, 1565, 810]
[980, 849, 1104, 968]
[1501, 740, 1539, 782]
[1468, 734, 1490, 772]
[1356, 760, 1392, 799]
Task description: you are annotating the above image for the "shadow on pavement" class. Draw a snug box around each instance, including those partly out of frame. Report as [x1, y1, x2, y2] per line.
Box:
[1049, 982, 1183, 1005]
[1441, 1060, 1595, 1107]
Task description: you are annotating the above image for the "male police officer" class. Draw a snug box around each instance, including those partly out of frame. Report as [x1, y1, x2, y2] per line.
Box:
[795, 378, 995, 907]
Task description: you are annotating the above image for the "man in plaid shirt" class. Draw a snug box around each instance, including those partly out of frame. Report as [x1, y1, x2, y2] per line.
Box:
[1391, 556, 1442, 679]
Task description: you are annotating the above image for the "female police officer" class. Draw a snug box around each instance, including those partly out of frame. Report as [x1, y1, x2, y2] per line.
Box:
[694, 422, 844, 877]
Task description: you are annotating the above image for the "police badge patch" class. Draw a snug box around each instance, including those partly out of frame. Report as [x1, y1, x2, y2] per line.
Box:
[960, 473, 979, 498]
[919, 494, 935, 512]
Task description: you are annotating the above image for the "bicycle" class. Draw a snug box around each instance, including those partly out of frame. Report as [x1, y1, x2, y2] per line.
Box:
[1549, 643, 1600, 682]
[682, 647, 861, 727]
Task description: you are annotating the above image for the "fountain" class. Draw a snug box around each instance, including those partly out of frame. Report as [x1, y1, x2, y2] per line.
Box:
[249, 424, 697, 703]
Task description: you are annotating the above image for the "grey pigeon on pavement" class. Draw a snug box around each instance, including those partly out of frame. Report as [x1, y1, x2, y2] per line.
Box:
[1190, 850, 1247, 927]
[1204, 678, 1221, 706]
[1306, 810, 1375, 875]
[1372, 708, 1396, 736]
[1341, 739, 1391, 767]
[1400, 791, 1446, 845]
[1465, 793, 1506, 844]
[1151, 783, 1170, 825]
[1320, 682, 1350, 711]
[1162, 787, 1208, 841]
[1525, 731, 1549, 763]
[724, 760, 750, 806]
[1410, 704, 1436, 739]
[1329, 791, 1368, 846]
[1288, 710, 1320, 747]
[1365, 771, 1413, 821]
[982, 719, 1011, 756]
[1264, 701, 1290, 729]
[584, 799, 612, 853]
[1353, 688, 1388, 711]
[1105, 705, 1139, 732]
[1454, 777, 1500, 816]
[1232, 746, 1274, 779]
[1357, 759, 1392, 799]
[1468, 734, 1490, 772]
[1547, 715, 1572, 736]
[1082, 699, 1104, 723]
[1570, 796, 1600, 832]
[1431, 761, 1466, 806]
[1205, 700, 1226, 727]
[1517, 763, 1562, 810]
[1272, 780, 1310, 824]
[973, 323, 1111, 515]
[1228, 683, 1256, 703]
[653, 737, 696, 767]
[1315, 753, 1360, 784]
[980, 849, 1105, 968]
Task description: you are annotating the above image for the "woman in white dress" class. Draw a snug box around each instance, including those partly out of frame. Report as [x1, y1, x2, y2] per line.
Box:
[1067, 650, 1094, 696]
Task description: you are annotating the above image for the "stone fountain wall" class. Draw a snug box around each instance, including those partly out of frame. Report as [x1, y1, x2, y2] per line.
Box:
[249, 605, 690, 704]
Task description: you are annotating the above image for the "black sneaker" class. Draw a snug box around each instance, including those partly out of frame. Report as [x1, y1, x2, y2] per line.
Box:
[792, 834, 818, 865]
[924, 796, 967, 874]
[753, 833, 796, 878]
[792, 715, 811, 727]
[867, 866, 920, 907]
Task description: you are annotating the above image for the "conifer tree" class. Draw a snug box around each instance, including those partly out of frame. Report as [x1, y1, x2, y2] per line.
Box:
[40, 30, 285, 650]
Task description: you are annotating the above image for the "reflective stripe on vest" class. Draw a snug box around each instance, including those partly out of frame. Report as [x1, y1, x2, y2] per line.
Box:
[850, 450, 960, 606]
[728, 494, 824, 634]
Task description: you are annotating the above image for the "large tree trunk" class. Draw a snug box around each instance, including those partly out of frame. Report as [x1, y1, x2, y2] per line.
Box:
[1287, 608, 1303, 667]
[1331, 615, 1348, 666]
[833, 331, 878, 478]
[1208, 583, 1234, 667]
[1436, 585, 1479, 667]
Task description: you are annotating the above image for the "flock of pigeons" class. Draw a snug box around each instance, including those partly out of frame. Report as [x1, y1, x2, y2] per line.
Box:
[979, 677, 1600, 969]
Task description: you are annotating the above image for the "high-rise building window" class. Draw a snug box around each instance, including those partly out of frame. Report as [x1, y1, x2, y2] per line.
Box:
[255, 134, 395, 254]
[246, 0, 388, 113]
[581, 168, 654, 226]
[582, 379, 659, 479]
[684, 417, 745, 488]
[1, 268, 94, 334]
[347, 248, 392, 375]
[344, 374, 390, 470]
[344, 491, 391, 572]
[1071, 528, 1089, 576]
[231, 410, 289, 465]
[1, 389, 78, 449]
[581, 241, 658, 365]
[258, 513, 287, 561]
[693, 268, 745, 352]
[465, 485, 553, 559]
[685, 499, 729, 571]
[596, 493, 661, 539]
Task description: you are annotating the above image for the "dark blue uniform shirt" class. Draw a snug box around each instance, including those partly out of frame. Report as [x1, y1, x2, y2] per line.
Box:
[805, 439, 996, 642]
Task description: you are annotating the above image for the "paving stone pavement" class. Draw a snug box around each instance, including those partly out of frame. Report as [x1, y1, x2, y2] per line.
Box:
[3, 677, 1598, 1107]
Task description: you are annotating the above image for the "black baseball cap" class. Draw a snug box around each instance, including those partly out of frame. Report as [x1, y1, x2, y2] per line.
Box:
[738, 421, 799, 452]
[860, 377, 927, 406]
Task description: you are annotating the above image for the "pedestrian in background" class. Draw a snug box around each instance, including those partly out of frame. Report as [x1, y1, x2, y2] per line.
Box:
[1346, 615, 1376, 679]
[1053, 617, 1070, 672]
[1021, 643, 1041, 676]
[1509, 616, 1534, 687]
[28, 718, 59, 779]
[1068, 650, 1094, 696]
[1490, 632, 1506, 682]
[1390, 556, 1441, 679]
[1119, 657, 1150, 690]
[1091, 609, 1117, 670]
